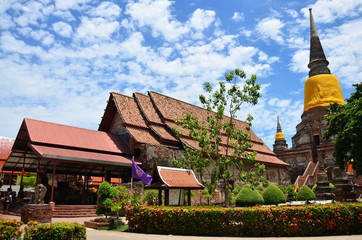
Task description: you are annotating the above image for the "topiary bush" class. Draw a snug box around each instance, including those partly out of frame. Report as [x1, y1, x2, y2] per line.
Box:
[256, 185, 264, 194]
[262, 184, 286, 205]
[278, 185, 286, 193]
[96, 181, 120, 217]
[235, 184, 264, 207]
[296, 185, 315, 201]
[286, 185, 297, 201]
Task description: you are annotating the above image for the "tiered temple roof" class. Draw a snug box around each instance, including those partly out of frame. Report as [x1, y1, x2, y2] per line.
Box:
[99, 91, 289, 168]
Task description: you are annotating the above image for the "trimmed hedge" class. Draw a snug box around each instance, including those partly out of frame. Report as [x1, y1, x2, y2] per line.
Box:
[126, 203, 362, 236]
[262, 184, 286, 205]
[235, 184, 264, 207]
[297, 185, 316, 201]
[0, 218, 23, 239]
[23, 221, 86, 240]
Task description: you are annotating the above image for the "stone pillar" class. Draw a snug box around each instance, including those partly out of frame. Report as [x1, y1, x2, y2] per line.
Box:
[332, 167, 356, 202]
[314, 168, 334, 200]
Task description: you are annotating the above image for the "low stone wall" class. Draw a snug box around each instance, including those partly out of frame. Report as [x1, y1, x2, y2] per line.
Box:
[21, 204, 52, 224]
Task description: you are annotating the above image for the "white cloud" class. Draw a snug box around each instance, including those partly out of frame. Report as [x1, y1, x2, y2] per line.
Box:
[268, 98, 291, 108]
[302, 0, 362, 24]
[53, 21, 73, 37]
[88, 2, 122, 19]
[285, 9, 298, 18]
[188, 8, 215, 31]
[0, 0, 16, 29]
[13, 1, 45, 27]
[55, 0, 91, 10]
[322, 18, 362, 87]
[290, 49, 309, 73]
[232, 12, 244, 22]
[256, 17, 285, 44]
[0, 31, 46, 57]
[76, 17, 119, 41]
[53, 9, 75, 21]
[125, 0, 188, 41]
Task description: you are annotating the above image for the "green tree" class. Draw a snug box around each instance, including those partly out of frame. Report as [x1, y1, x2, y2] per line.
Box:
[15, 172, 36, 187]
[323, 83, 362, 175]
[173, 69, 267, 207]
[96, 181, 119, 218]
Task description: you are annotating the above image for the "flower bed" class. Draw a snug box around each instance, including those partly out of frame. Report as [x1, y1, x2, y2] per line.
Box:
[0, 218, 23, 240]
[23, 221, 86, 240]
[126, 203, 362, 236]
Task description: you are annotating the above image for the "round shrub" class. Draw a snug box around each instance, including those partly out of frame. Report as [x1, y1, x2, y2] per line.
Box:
[235, 184, 264, 207]
[296, 185, 315, 201]
[285, 185, 297, 200]
[262, 184, 286, 205]
[256, 185, 264, 194]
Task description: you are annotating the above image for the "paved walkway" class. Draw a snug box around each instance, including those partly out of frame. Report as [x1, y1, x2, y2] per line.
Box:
[1, 213, 362, 240]
[86, 229, 362, 240]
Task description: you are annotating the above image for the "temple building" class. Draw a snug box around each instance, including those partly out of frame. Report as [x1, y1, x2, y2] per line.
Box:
[274, 9, 345, 187]
[99, 91, 291, 193]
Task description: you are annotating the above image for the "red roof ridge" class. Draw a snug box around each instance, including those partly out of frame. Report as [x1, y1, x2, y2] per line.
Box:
[24, 118, 99, 134]
[148, 91, 252, 126]
[149, 90, 207, 117]
[111, 91, 134, 99]
[133, 92, 154, 124]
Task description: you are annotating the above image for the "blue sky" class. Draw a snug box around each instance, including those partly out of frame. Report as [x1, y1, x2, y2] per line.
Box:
[1, 0, 361, 149]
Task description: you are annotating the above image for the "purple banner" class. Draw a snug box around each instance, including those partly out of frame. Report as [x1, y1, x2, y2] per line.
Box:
[132, 160, 152, 185]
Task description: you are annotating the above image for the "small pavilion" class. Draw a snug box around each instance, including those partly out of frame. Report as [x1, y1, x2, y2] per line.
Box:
[2, 118, 138, 205]
[145, 166, 204, 206]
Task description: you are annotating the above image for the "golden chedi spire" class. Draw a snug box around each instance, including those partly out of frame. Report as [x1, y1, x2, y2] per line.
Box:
[304, 8, 344, 111]
[275, 116, 285, 140]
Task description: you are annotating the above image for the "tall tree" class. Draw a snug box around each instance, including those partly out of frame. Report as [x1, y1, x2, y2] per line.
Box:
[173, 69, 267, 207]
[323, 82, 362, 175]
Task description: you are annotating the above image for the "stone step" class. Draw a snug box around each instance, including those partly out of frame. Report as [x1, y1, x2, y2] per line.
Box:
[54, 205, 97, 209]
[52, 205, 98, 218]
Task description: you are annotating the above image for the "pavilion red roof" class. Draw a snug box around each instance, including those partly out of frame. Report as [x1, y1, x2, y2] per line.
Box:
[158, 166, 204, 189]
[25, 118, 131, 155]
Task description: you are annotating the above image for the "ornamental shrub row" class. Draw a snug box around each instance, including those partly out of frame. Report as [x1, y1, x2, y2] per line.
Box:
[23, 221, 86, 240]
[126, 203, 362, 237]
[0, 218, 23, 239]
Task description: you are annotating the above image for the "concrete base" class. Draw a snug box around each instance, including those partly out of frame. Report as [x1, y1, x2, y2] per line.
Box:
[21, 204, 52, 224]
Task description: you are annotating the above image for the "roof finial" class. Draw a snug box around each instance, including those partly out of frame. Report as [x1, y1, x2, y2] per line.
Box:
[277, 116, 282, 133]
[307, 8, 331, 77]
[309, 8, 318, 38]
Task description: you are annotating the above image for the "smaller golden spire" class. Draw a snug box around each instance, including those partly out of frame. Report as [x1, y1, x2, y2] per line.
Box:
[275, 116, 285, 140]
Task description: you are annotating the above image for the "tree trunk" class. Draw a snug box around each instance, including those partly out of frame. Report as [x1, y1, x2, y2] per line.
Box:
[224, 179, 229, 208]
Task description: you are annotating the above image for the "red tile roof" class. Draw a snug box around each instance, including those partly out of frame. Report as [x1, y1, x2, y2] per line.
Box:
[150, 125, 178, 142]
[0, 137, 14, 160]
[149, 91, 263, 143]
[25, 118, 131, 155]
[30, 144, 133, 166]
[134, 92, 163, 124]
[112, 92, 148, 129]
[105, 90, 289, 168]
[158, 166, 204, 189]
[126, 127, 161, 145]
